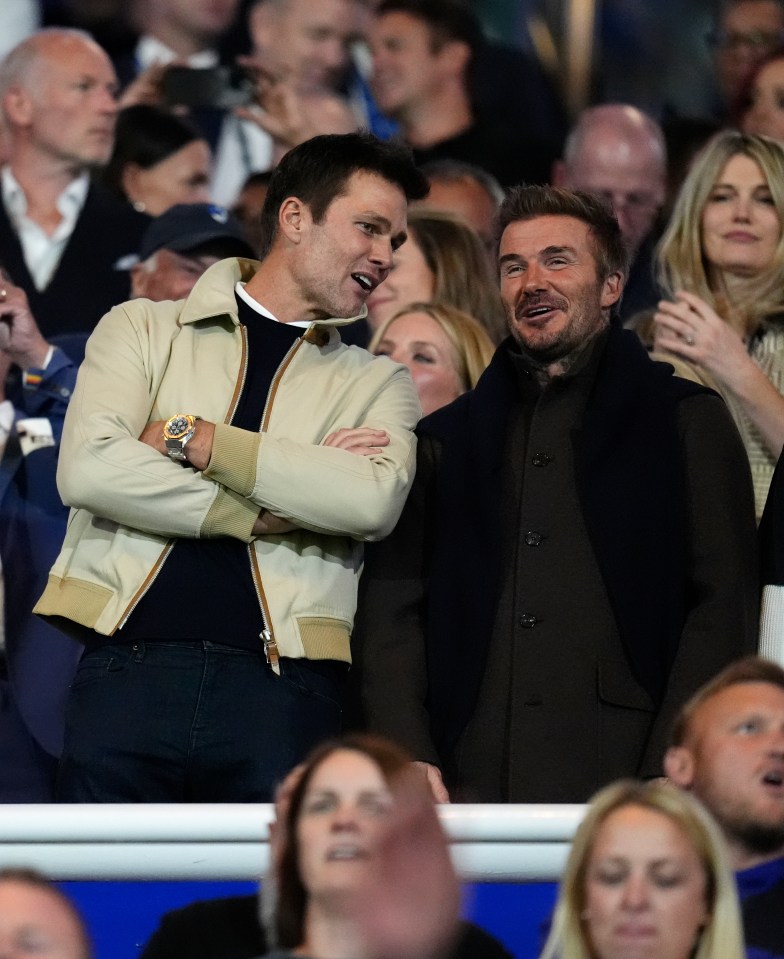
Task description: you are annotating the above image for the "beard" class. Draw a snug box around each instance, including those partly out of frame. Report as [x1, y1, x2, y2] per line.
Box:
[727, 818, 784, 857]
[507, 292, 606, 369]
[698, 777, 784, 858]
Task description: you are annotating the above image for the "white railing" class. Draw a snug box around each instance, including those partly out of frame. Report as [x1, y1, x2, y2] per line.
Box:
[0, 804, 585, 882]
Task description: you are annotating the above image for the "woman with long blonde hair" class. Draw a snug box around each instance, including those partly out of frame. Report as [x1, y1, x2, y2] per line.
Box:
[370, 301, 495, 415]
[652, 130, 784, 516]
[542, 779, 744, 959]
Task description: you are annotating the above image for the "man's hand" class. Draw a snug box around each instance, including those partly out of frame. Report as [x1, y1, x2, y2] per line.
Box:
[117, 62, 169, 109]
[138, 418, 215, 470]
[0, 273, 50, 370]
[252, 510, 298, 536]
[323, 427, 390, 455]
[413, 761, 451, 803]
[234, 55, 358, 156]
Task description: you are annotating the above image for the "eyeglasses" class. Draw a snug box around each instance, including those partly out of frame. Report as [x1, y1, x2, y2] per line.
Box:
[706, 28, 784, 53]
[595, 191, 661, 218]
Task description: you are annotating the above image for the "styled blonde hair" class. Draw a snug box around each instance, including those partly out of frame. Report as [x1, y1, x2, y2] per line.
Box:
[657, 130, 784, 335]
[369, 301, 495, 392]
[407, 208, 508, 343]
[541, 779, 744, 959]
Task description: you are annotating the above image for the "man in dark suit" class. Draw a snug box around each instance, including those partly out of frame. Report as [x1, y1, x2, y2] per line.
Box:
[358, 184, 759, 804]
[0, 28, 148, 337]
[0, 275, 84, 801]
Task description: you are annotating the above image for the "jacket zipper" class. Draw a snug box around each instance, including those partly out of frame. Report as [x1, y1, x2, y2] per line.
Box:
[249, 335, 306, 674]
[114, 324, 250, 632]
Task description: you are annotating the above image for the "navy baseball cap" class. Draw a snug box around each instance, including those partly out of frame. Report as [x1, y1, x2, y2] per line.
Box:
[138, 203, 256, 261]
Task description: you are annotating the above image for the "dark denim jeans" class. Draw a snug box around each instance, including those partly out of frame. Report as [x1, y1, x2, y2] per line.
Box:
[57, 641, 345, 802]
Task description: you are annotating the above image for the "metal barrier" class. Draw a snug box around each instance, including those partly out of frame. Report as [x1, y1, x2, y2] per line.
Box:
[0, 804, 586, 882]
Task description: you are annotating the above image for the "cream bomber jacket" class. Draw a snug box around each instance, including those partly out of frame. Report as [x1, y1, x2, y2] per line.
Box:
[34, 258, 420, 664]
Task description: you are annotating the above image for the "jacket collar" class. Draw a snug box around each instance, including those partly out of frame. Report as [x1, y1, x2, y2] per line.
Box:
[177, 257, 369, 331]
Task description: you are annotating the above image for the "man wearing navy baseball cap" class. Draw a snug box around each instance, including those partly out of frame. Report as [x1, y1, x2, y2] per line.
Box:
[131, 203, 255, 302]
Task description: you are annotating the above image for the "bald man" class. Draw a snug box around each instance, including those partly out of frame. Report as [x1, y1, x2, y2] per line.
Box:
[552, 103, 667, 320]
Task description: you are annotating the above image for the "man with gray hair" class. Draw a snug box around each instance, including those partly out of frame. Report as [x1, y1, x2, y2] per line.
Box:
[0, 29, 147, 336]
[552, 103, 667, 320]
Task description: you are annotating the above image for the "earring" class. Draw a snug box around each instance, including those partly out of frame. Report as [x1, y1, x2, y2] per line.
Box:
[132, 199, 146, 213]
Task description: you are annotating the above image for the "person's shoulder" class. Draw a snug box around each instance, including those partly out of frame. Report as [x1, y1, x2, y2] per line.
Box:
[417, 392, 472, 439]
[609, 326, 716, 399]
[450, 921, 514, 959]
[83, 182, 151, 233]
[140, 894, 264, 959]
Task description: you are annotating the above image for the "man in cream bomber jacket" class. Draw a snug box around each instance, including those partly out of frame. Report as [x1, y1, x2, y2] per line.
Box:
[35, 132, 428, 802]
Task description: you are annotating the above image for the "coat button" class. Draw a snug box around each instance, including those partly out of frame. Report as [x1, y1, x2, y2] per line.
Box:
[531, 452, 552, 467]
[519, 613, 538, 629]
[524, 531, 543, 546]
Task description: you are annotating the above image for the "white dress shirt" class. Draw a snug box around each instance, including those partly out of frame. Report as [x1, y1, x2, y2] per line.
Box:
[1, 167, 90, 291]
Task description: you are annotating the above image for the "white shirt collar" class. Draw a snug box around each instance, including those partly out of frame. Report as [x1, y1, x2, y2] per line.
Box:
[2, 165, 90, 224]
[235, 281, 311, 328]
[135, 34, 219, 70]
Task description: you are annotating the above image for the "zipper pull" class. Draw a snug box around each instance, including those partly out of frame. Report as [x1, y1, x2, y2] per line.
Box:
[262, 628, 280, 675]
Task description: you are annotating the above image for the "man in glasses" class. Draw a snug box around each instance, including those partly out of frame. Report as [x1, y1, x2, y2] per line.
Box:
[709, 0, 784, 117]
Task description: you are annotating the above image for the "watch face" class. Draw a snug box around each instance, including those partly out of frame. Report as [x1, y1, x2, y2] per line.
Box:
[166, 415, 191, 439]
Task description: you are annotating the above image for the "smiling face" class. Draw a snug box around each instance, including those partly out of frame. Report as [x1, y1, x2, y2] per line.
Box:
[18, 34, 118, 171]
[0, 881, 87, 959]
[365, 231, 434, 330]
[742, 57, 784, 139]
[584, 805, 709, 959]
[666, 682, 784, 867]
[370, 12, 452, 121]
[700, 152, 781, 279]
[373, 310, 464, 414]
[296, 749, 394, 905]
[287, 170, 409, 321]
[498, 214, 621, 368]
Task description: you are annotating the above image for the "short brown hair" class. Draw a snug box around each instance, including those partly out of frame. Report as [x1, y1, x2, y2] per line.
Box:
[496, 184, 629, 284]
[670, 655, 784, 747]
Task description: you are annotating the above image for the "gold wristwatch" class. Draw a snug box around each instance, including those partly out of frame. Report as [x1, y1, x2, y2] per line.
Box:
[163, 413, 201, 462]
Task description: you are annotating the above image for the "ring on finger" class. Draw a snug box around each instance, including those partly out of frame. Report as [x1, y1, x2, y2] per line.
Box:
[685, 332, 695, 346]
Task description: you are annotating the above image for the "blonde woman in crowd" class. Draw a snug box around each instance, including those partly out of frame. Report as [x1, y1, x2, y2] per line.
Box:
[542, 779, 744, 959]
[366, 209, 508, 344]
[649, 130, 784, 516]
[370, 302, 494, 416]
